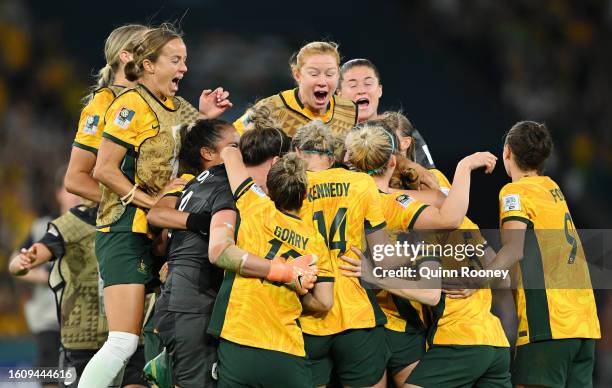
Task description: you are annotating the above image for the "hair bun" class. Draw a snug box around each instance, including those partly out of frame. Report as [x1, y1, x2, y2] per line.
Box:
[281, 153, 303, 175]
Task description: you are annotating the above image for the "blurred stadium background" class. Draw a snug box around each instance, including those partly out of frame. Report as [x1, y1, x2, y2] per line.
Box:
[0, 0, 610, 386]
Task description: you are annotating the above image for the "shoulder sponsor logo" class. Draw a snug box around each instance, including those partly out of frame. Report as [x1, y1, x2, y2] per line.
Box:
[502, 194, 521, 212]
[83, 114, 100, 135]
[114, 107, 136, 129]
[395, 194, 414, 208]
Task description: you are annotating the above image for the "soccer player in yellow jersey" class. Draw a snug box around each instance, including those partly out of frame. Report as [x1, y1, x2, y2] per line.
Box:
[290, 121, 442, 388]
[483, 121, 600, 388]
[65, 24, 229, 204]
[207, 147, 331, 387]
[65, 25, 147, 204]
[234, 41, 357, 137]
[78, 25, 233, 387]
[345, 122, 509, 387]
[148, 124, 323, 386]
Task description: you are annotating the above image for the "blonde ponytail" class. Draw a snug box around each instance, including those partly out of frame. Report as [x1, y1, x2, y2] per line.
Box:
[84, 24, 147, 101]
[96, 64, 115, 89]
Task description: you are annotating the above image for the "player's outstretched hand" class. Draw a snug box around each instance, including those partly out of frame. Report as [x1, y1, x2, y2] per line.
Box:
[156, 177, 188, 203]
[459, 151, 497, 174]
[199, 87, 233, 119]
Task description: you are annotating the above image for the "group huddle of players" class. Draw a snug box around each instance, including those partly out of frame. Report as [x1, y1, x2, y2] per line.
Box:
[8, 22, 601, 388]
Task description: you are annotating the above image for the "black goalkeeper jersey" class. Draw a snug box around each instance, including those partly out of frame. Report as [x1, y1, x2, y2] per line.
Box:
[159, 164, 236, 314]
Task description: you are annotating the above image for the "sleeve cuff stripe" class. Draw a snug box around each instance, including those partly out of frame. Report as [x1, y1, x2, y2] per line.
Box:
[407, 204, 429, 230]
[501, 216, 533, 227]
[102, 132, 136, 151]
[73, 142, 98, 155]
[234, 177, 254, 201]
[365, 221, 387, 235]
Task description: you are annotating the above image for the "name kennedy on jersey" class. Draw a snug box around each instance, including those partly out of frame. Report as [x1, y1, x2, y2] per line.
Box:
[307, 182, 350, 201]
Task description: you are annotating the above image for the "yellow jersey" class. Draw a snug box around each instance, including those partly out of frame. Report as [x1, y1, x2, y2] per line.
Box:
[233, 88, 357, 137]
[73, 86, 124, 153]
[208, 178, 333, 356]
[298, 168, 387, 335]
[419, 169, 510, 347]
[499, 175, 600, 345]
[96, 84, 197, 235]
[97, 86, 175, 234]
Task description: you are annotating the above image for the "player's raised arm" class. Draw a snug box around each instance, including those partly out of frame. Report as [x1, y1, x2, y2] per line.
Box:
[8, 243, 53, 276]
[411, 151, 497, 229]
[220, 145, 249, 194]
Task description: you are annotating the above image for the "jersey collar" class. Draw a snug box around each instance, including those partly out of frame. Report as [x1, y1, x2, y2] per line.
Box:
[278, 88, 335, 123]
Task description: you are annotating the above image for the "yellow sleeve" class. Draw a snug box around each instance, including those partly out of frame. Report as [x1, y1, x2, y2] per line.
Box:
[233, 111, 250, 136]
[102, 92, 151, 149]
[235, 177, 274, 220]
[363, 176, 387, 234]
[73, 89, 114, 153]
[390, 192, 429, 231]
[499, 183, 533, 226]
[430, 168, 452, 195]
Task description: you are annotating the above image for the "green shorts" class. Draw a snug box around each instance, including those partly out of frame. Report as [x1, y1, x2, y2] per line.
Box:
[304, 326, 389, 387]
[217, 339, 311, 388]
[95, 231, 154, 287]
[385, 328, 426, 376]
[406, 345, 511, 388]
[512, 338, 595, 388]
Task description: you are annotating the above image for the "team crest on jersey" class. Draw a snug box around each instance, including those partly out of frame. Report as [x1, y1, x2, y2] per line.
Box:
[137, 258, 147, 274]
[114, 107, 135, 129]
[250, 184, 266, 198]
[83, 114, 100, 134]
[395, 194, 414, 208]
[502, 194, 521, 212]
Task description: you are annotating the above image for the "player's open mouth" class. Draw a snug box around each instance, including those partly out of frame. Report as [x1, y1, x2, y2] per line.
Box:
[356, 97, 370, 110]
[171, 77, 181, 92]
[314, 91, 328, 104]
